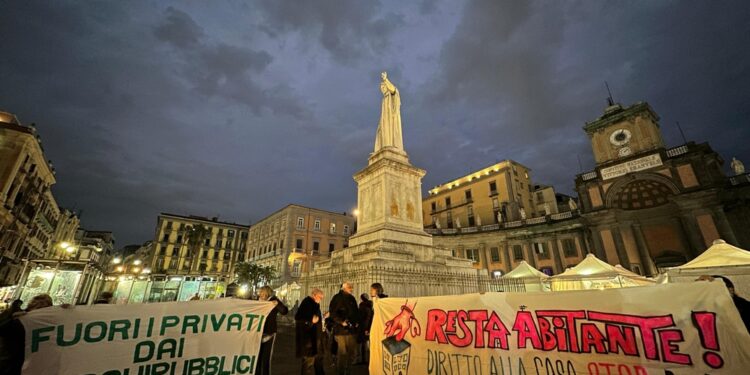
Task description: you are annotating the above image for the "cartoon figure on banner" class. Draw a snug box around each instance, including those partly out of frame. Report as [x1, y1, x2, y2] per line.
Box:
[382, 300, 421, 375]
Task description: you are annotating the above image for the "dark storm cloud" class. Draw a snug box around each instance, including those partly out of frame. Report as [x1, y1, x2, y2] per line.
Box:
[152, 8, 307, 118]
[1, 0, 748, 245]
[417, 0, 750, 193]
[255, 0, 404, 64]
[153, 7, 205, 49]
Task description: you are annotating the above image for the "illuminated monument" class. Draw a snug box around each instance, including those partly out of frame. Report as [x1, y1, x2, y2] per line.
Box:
[303, 72, 485, 301]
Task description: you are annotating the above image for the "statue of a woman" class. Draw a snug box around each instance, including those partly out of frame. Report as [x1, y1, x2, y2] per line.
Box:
[374, 72, 404, 152]
[731, 157, 745, 175]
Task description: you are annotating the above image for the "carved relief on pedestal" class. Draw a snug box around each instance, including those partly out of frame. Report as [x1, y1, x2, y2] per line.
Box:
[406, 201, 415, 221]
[390, 192, 400, 217]
[373, 182, 383, 220]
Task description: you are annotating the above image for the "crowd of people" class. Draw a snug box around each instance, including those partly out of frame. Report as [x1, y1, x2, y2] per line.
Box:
[294, 282, 386, 375]
[0, 276, 747, 375]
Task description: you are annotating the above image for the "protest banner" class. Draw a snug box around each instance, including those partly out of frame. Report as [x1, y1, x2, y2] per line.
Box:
[370, 282, 750, 374]
[20, 298, 275, 375]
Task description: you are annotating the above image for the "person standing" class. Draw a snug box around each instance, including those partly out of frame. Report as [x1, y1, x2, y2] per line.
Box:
[356, 293, 372, 365]
[0, 294, 54, 375]
[256, 286, 287, 375]
[706, 276, 750, 333]
[296, 288, 325, 375]
[329, 282, 360, 375]
[369, 283, 388, 301]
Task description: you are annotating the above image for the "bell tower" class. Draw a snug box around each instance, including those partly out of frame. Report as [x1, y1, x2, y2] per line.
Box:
[584, 101, 664, 165]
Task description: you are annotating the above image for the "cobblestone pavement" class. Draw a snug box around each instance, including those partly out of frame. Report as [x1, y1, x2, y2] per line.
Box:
[271, 317, 369, 374]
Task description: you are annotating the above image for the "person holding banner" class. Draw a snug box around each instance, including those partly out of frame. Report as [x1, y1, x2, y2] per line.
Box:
[699, 275, 750, 333]
[296, 288, 325, 375]
[256, 285, 288, 375]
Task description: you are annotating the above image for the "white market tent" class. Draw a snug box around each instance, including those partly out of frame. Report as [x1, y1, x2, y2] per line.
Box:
[502, 261, 549, 292]
[666, 239, 750, 296]
[674, 239, 750, 269]
[549, 253, 655, 291]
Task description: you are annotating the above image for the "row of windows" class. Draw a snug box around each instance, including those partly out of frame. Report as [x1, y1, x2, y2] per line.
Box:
[295, 238, 339, 253]
[155, 258, 230, 273]
[158, 245, 235, 260]
[295, 217, 350, 235]
[163, 221, 247, 238]
[161, 233, 244, 249]
[460, 239, 578, 263]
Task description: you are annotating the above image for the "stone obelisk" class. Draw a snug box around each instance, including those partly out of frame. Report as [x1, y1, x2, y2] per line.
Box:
[303, 72, 483, 304]
[349, 72, 432, 247]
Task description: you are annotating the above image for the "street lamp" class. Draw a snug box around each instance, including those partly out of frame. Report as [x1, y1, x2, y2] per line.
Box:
[112, 257, 122, 265]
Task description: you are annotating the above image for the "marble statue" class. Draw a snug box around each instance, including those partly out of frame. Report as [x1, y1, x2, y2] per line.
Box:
[455, 217, 461, 228]
[568, 198, 578, 211]
[544, 203, 551, 216]
[519, 208, 527, 220]
[435, 218, 441, 229]
[497, 212, 503, 224]
[475, 214, 482, 227]
[731, 157, 745, 175]
[374, 72, 404, 152]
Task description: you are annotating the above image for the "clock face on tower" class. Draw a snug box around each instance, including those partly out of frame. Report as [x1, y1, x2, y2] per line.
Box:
[609, 129, 632, 147]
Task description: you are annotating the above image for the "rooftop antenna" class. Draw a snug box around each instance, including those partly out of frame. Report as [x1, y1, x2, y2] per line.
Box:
[676, 121, 688, 145]
[605, 81, 615, 106]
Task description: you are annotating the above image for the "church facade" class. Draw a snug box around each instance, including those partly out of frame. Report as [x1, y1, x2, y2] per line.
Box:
[575, 101, 748, 275]
[427, 100, 750, 278]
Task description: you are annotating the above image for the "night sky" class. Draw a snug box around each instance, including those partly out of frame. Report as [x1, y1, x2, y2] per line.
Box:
[1, 1, 749, 246]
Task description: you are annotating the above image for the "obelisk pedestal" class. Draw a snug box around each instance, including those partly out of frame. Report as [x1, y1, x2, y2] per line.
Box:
[302, 73, 486, 305]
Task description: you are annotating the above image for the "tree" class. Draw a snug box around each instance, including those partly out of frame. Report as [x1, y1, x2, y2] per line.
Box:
[234, 262, 277, 295]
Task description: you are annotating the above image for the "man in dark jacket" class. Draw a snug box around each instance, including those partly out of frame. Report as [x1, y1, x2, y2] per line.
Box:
[0, 294, 53, 375]
[328, 282, 360, 375]
[257, 286, 288, 375]
[296, 288, 325, 375]
[356, 293, 373, 365]
[713, 276, 750, 333]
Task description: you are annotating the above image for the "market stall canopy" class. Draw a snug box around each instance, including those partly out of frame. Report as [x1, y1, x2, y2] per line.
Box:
[675, 239, 750, 269]
[502, 260, 550, 292]
[549, 253, 655, 291]
[503, 261, 549, 279]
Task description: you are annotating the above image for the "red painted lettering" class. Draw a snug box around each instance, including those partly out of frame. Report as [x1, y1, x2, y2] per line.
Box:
[425, 309, 448, 344]
[580, 323, 607, 354]
[513, 311, 542, 349]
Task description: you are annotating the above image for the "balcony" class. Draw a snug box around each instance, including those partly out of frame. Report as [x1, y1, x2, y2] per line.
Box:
[430, 198, 473, 213]
[428, 210, 580, 236]
[729, 173, 750, 186]
[488, 190, 498, 197]
[579, 171, 598, 181]
[665, 145, 689, 158]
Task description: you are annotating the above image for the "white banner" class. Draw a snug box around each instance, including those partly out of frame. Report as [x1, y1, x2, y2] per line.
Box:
[20, 299, 274, 375]
[370, 282, 750, 374]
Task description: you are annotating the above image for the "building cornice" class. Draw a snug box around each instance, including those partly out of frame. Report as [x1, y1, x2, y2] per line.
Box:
[583, 102, 659, 134]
